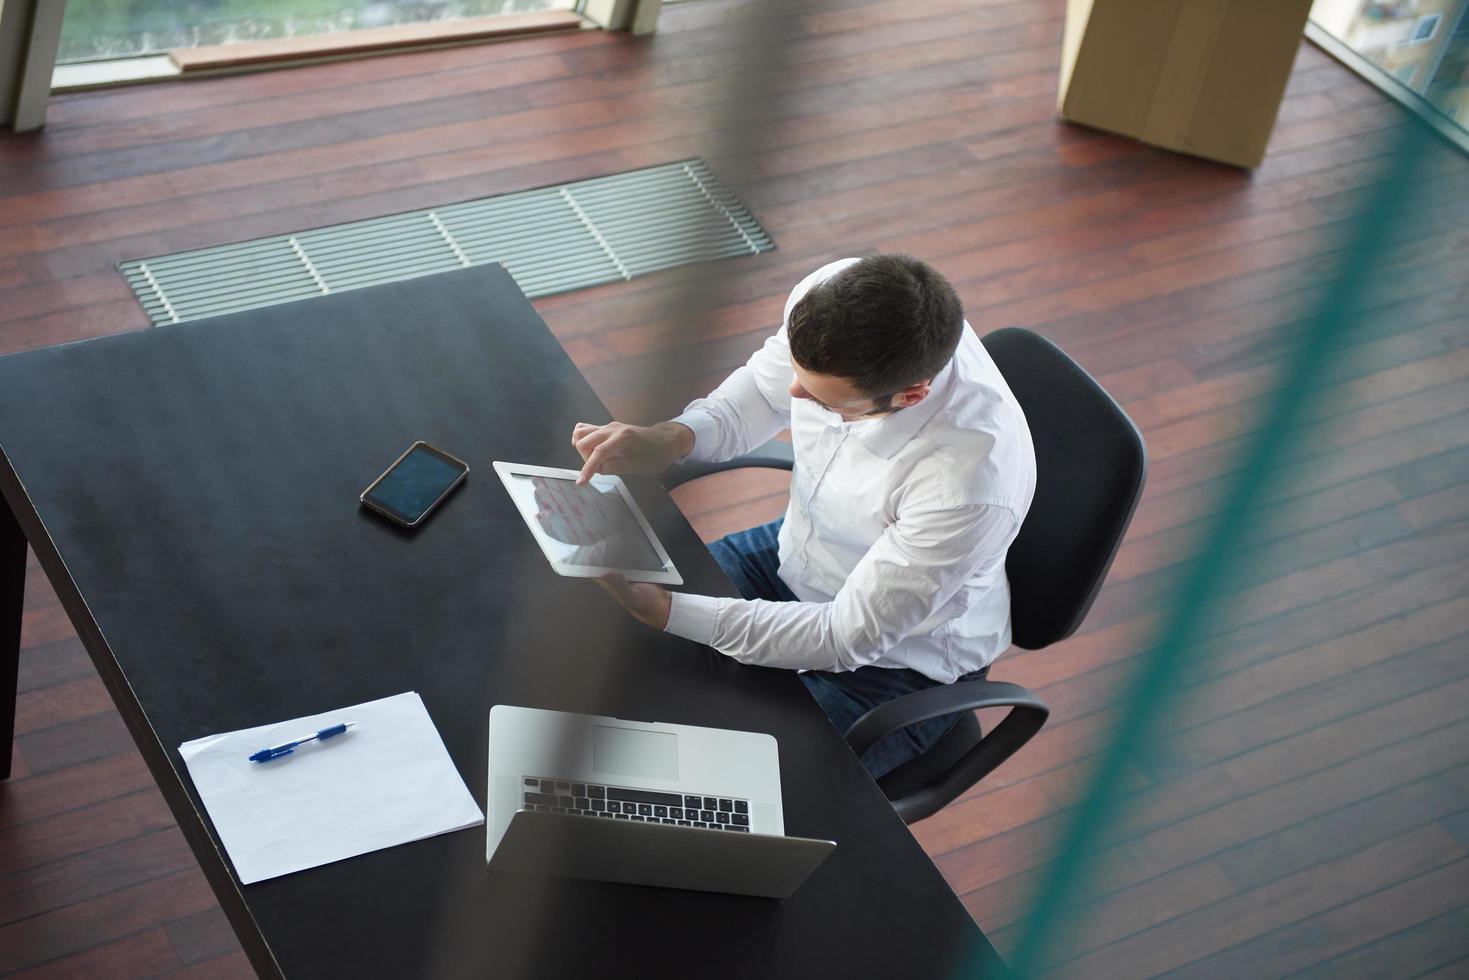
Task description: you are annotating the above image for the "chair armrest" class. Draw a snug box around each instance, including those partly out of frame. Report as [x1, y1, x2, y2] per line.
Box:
[845, 679, 1049, 823]
[661, 437, 794, 490]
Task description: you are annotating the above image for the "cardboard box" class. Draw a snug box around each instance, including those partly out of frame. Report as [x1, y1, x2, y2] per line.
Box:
[1058, 0, 1314, 168]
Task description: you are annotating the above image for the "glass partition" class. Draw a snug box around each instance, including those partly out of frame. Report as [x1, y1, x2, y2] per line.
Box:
[1310, 0, 1469, 135]
[57, 0, 577, 65]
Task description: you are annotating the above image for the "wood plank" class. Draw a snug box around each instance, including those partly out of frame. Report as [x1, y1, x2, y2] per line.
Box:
[1140, 369, 1469, 507]
[164, 950, 256, 980]
[1049, 860, 1240, 968]
[13, 712, 134, 776]
[580, 211, 1465, 417]
[1218, 766, 1469, 895]
[958, 547, 1469, 817]
[1108, 470, 1404, 585]
[2, 6, 1066, 214]
[971, 767, 1469, 947]
[1145, 636, 1469, 789]
[1125, 313, 1469, 486]
[960, 596, 1464, 853]
[1400, 484, 1469, 530]
[1094, 712, 1469, 889]
[1128, 408, 1462, 555]
[14, 675, 116, 737]
[1081, 480, 1465, 641]
[6, 927, 181, 980]
[0, 257, 28, 289]
[564, 133, 1450, 371]
[926, 629, 1469, 870]
[1170, 858, 1469, 979]
[939, 633, 1469, 915]
[18, 605, 76, 652]
[1440, 794, 1469, 853]
[1081, 547, 1469, 725]
[1, 826, 196, 923]
[1011, 523, 1469, 706]
[162, 906, 239, 967]
[0, 868, 218, 973]
[0, 789, 176, 877]
[8, 38, 1421, 326]
[1009, 709, 1469, 960]
[11, 107, 1398, 308]
[1286, 903, 1469, 980]
[22, 562, 58, 611]
[0, 751, 155, 832]
[17, 638, 94, 695]
[1416, 958, 1469, 980]
[1040, 825, 1465, 974]
[546, 109, 1427, 334]
[939, 687, 1469, 901]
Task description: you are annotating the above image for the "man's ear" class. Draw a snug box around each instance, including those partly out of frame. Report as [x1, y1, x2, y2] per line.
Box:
[896, 380, 932, 408]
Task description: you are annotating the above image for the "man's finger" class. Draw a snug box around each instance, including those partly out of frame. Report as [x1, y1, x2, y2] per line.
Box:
[572, 422, 606, 449]
[573, 426, 613, 460]
[596, 572, 633, 606]
[577, 443, 616, 485]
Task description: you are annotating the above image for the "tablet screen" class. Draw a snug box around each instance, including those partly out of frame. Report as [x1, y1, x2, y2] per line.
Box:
[502, 474, 667, 572]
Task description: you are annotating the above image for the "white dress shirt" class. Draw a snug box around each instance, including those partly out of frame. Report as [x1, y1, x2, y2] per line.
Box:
[666, 259, 1036, 683]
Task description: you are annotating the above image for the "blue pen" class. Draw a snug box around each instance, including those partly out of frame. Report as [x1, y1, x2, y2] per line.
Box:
[249, 722, 355, 763]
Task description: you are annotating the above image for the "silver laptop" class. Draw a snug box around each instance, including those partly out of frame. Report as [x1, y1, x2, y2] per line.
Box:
[486, 705, 835, 898]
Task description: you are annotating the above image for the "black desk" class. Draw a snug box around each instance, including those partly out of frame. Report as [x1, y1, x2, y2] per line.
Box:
[0, 266, 1001, 978]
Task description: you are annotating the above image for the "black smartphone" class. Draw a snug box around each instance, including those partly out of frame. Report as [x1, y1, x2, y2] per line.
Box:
[360, 441, 469, 528]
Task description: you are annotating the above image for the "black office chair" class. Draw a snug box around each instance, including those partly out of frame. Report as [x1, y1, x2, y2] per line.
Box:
[664, 327, 1147, 824]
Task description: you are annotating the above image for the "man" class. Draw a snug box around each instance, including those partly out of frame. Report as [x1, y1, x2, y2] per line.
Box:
[573, 254, 1036, 779]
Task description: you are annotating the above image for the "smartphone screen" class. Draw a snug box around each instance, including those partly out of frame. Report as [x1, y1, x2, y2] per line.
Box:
[362, 443, 468, 526]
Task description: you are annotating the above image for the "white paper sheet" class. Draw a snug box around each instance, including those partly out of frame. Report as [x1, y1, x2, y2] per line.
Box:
[180, 691, 484, 884]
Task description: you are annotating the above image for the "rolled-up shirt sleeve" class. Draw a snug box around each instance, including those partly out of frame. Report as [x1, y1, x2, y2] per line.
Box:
[671, 258, 858, 464]
[671, 326, 794, 464]
[665, 502, 1019, 672]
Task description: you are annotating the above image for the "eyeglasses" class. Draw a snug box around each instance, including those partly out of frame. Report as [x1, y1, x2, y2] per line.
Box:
[808, 393, 901, 418]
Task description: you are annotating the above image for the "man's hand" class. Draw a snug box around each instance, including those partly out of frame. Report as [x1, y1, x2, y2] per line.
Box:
[572, 420, 695, 485]
[596, 573, 672, 630]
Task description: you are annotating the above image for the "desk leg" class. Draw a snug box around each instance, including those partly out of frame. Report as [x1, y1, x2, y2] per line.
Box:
[1, 495, 23, 780]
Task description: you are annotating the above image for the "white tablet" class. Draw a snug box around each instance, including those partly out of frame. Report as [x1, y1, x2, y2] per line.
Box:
[493, 462, 684, 585]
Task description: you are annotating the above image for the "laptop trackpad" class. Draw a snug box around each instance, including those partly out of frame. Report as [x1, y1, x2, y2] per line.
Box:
[593, 725, 679, 781]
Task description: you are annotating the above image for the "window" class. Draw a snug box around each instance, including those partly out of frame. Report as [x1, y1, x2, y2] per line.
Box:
[1306, 0, 1468, 155]
[57, 0, 578, 65]
[1410, 13, 1442, 43]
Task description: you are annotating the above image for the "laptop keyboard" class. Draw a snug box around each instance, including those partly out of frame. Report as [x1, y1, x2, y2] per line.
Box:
[521, 776, 751, 832]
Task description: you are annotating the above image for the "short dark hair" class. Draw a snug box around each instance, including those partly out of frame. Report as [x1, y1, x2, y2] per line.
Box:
[787, 254, 964, 398]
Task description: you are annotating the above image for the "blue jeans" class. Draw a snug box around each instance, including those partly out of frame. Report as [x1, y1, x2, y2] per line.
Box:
[708, 519, 971, 780]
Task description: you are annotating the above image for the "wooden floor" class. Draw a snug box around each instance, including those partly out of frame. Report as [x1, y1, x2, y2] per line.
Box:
[3, 0, 1467, 975]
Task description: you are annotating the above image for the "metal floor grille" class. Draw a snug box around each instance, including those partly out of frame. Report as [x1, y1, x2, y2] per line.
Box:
[119, 159, 774, 326]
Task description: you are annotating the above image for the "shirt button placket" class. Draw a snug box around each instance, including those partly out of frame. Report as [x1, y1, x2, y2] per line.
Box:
[801, 428, 845, 553]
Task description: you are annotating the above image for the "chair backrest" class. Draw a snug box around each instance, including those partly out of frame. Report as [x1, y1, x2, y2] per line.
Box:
[981, 328, 1147, 650]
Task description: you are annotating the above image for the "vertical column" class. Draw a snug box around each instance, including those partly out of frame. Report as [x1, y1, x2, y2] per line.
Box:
[0, 494, 24, 779]
[0, 0, 69, 132]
